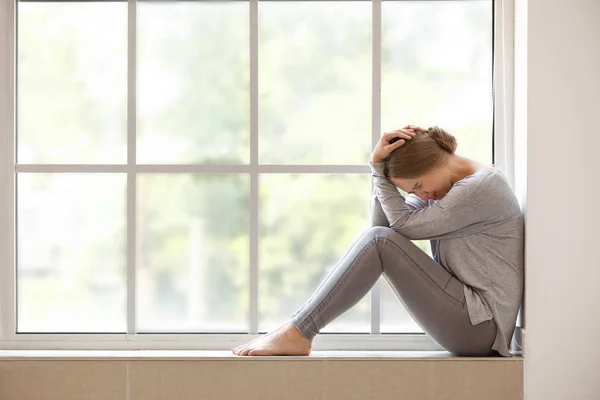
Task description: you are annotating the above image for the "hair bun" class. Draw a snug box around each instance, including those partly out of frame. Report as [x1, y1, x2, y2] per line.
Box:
[428, 126, 457, 154]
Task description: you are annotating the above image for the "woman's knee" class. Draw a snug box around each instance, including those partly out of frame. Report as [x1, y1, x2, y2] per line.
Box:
[366, 226, 403, 239]
[365, 226, 411, 245]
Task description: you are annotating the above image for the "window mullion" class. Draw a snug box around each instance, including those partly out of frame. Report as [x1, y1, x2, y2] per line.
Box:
[126, 0, 137, 336]
[0, 0, 16, 340]
[249, 0, 259, 335]
[370, 0, 382, 336]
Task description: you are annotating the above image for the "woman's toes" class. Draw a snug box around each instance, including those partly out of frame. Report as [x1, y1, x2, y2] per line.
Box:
[233, 335, 264, 355]
[240, 347, 253, 356]
[248, 348, 270, 356]
[234, 338, 257, 354]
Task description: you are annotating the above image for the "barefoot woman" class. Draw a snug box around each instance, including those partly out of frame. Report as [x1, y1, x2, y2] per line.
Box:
[233, 124, 524, 357]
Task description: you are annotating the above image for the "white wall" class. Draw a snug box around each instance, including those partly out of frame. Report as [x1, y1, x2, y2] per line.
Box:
[519, 0, 600, 399]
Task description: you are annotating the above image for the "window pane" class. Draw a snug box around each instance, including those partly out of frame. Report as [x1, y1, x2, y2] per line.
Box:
[259, 2, 371, 165]
[259, 174, 370, 333]
[137, 2, 250, 164]
[17, 174, 126, 332]
[381, 0, 493, 164]
[137, 174, 249, 332]
[17, 3, 127, 164]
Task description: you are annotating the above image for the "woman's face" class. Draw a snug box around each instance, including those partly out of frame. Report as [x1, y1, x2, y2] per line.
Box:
[390, 168, 452, 201]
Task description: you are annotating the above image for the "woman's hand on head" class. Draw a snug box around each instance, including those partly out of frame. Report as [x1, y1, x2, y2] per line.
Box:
[371, 128, 416, 164]
[403, 124, 428, 133]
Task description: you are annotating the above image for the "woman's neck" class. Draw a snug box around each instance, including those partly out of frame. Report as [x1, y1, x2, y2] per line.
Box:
[447, 155, 490, 185]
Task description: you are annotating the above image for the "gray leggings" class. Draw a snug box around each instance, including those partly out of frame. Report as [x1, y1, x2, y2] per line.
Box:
[290, 226, 498, 357]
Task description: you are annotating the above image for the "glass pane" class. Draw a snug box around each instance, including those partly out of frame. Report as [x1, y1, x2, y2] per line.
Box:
[259, 174, 371, 333]
[381, 0, 493, 164]
[137, 2, 250, 164]
[379, 240, 432, 334]
[259, 2, 371, 165]
[137, 174, 249, 332]
[17, 3, 127, 164]
[17, 174, 126, 332]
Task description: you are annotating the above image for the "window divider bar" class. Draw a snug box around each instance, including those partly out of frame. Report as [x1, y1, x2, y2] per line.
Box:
[370, 0, 382, 336]
[126, 0, 137, 335]
[249, 0, 259, 336]
[0, 0, 16, 340]
[13, 165, 372, 174]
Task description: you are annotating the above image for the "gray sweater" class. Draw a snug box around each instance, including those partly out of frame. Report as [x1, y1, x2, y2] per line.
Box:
[370, 161, 524, 357]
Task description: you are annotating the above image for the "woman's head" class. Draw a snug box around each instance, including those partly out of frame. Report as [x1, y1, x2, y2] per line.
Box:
[384, 126, 458, 201]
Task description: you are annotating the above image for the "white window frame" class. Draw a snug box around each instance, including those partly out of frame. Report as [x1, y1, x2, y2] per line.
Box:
[0, 0, 514, 350]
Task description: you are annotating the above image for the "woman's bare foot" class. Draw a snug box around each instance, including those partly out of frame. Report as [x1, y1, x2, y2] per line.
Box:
[231, 321, 312, 356]
[230, 324, 287, 354]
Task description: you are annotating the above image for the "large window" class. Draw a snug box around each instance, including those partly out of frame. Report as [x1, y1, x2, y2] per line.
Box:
[1, 0, 495, 348]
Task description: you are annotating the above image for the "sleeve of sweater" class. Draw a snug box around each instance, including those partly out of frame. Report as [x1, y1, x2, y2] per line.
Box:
[370, 187, 430, 227]
[370, 161, 490, 240]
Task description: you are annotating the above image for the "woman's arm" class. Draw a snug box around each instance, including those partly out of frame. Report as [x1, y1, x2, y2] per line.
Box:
[370, 185, 429, 227]
[370, 161, 490, 240]
[370, 191, 389, 227]
[369, 127, 417, 228]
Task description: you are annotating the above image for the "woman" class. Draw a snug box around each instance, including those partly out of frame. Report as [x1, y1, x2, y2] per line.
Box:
[233, 124, 524, 357]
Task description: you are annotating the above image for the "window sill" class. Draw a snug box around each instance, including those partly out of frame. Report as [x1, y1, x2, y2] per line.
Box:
[0, 351, 523, 399]
[0, 349, 523, 361]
